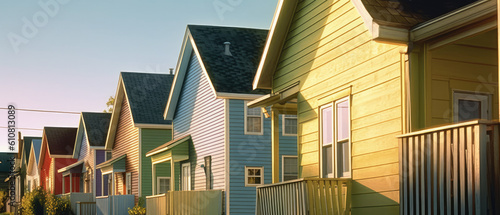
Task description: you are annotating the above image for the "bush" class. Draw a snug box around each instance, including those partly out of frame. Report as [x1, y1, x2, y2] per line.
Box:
[45, 194, 72, 215]
[20, 187, 46, 215]
[128, 197, 146, 215]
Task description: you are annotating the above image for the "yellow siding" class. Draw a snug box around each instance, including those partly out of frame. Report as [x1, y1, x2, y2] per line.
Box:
[272, 0, 406, 213]
[426, 29, 498, 127]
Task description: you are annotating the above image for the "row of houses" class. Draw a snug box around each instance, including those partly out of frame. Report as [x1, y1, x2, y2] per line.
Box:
[15, 0, 500, 214]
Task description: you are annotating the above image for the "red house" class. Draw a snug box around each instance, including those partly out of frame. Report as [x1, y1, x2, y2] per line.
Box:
[38, 127, 78, 195]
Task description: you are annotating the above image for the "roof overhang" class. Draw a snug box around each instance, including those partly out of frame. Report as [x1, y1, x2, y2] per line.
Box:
[134, 123, 173, 129]
[105, 75, 133, 150]
[253, 0, 298, 90]
[73, 115, 85, 159]
[96, 154, 127, 175]
[146, 135, 191, 164]
[216, 93, 264, 100]
[57, 160, 85, 174]
[248, 82, 299, 115]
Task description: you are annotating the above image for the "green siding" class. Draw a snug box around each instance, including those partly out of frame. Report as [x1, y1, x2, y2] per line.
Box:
[140, 128, 172, 197]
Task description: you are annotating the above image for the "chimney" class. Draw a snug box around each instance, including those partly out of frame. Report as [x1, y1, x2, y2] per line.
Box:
[169, 68, 174, 75]
[224, 42, 232, 56]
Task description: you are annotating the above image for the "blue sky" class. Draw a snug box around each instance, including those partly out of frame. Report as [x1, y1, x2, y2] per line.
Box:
[0, 0, 278, 152]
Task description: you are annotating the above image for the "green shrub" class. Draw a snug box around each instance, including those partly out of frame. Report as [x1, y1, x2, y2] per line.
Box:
[45, 194, 72, 215]
[128, 197, 146, 215]
[20, 187, 46, 215]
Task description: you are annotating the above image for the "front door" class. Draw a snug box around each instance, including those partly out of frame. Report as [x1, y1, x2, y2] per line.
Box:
[181, 162, 191, 191]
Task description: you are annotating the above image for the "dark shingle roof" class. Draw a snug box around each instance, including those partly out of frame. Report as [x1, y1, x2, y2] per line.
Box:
[82, 112, 111, 147]
[44, 127, 77, 156]
[362, 0, 480, 28]
[121, 72, 175, 125]
[188, 25, 270, 95]
[23, 136, 41, 163]
[32, 139, 42, 164]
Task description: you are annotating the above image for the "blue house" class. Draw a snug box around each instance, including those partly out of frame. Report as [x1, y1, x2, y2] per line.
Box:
[146, 25, 298, 214]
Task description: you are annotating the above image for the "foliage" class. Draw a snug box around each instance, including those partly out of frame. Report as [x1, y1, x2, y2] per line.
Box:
[104, 96, 115, 113]
[20, 187, 46, 215]
[0, 190, 7, 211]
[128, 196, 146, 215]
[45, 194, 72, 215]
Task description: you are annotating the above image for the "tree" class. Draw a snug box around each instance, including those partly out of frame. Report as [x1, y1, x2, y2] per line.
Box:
[104, 96, 115, 113]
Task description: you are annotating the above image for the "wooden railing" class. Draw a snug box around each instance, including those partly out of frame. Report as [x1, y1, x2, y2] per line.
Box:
[145, 190, 224, 215]
[76, 201, 96, 215]
[398, 120, 500, 215]
[57, 192, 93, 215]
[255, 178, 351, 215]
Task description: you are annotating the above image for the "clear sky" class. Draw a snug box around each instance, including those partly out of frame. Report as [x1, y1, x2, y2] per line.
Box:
[0, 0, 279, 152]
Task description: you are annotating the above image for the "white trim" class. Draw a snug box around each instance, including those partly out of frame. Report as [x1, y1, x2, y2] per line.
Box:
[452, 91, 491, 123]
[428, 19, 497, 50]
[244, 101, 264, 135]
[216, 93, 264, 100]
[181, 162, 191, 191]
[126, 172, 132, 195]
[135, 124, 173, 129]
[244, 166, 264, 187]
[224, 99, 230, 215]
[334, 97, 351, 178]
[156, 177, 171, 194]
[151, 157, 172, 165]
[72, 116, 85, 159]
[190, 33, 218, 100]
[282, 114, 297, 136]
[281, 155, 298, 182]
[319, 104, 333, 178]
[146, 135, 191, 157]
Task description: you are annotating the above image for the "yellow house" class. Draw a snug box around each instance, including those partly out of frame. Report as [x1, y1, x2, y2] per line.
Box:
[250, 0, 499, 214]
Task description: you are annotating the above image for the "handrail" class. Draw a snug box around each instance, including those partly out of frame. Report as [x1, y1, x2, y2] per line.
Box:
[146, 193, 167, 199]
[397, 119, 498, 138]
[256, 177, 351, 189]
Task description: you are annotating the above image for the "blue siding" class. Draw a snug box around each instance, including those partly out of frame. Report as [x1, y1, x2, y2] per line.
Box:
[228, 99, 297, 214]
[173, 53, 225, 190]
[278, 116, 298, 182]
[78, 131, 89, 161]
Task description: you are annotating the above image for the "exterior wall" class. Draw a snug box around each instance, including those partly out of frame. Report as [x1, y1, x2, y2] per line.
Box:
[95, 150, 106, 196]
[173, 53, 225, 190]
[424, 29, 498, 127]
[270, 0, 406, 213]
[140, 128, 172, 197]
[54, 157, 78, 195]
[40, 145, 51, 191]
[112, 96, 139, 201]
[278, 116, 298, 182]
[27, 160, 39, 191]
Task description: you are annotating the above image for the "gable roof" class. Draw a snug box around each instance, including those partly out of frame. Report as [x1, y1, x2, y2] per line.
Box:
[253, 0, 495, 89]
[164, 25, 271, 120]
[31, 139, 42, 164]
[22, 136, 41, 165]
[73, 112, 111, 158]
[43, 127, 77, 156]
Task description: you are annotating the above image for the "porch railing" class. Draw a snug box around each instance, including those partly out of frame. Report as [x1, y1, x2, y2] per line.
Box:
[96, 195, 135, 215]
[255, 178, 352, 215]
[145, 190, 224, 215]
[398, 120, 500, 215]
[56, 192, 93, 215]
[76, 201, 96, 215]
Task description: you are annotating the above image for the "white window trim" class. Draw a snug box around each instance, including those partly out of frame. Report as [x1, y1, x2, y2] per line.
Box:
[182, 162, 191, 191]
[126, 172, 132, 195]
[282, 155, 298, 182]
[452, 91, 491, 123]
[282, 114, 298, 136]
[156, 177, 171, 194]
[319, 96, 352, 179]
[244, 101, 264, 135]
[244, 166, 264, 187]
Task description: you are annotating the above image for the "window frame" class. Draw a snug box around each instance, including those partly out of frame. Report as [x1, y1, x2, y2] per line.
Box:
[453, 91, 491, 123]
[244, 101, 264, 135]
[282, 114, 298, 136]
[126, 172, 132, 195]
[319, 96, 351, 179]
[244, 166, 264, 187]
[282, 155, 298, 182]
[156, 177, 170, 194]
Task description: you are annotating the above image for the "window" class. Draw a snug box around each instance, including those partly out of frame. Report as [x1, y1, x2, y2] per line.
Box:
[453, 92, 490, 122]
[181, 163, 191, 191]
[320, 97, 351, 178]
[283, 115, 297, 136]
[282, 156, 298, 181]
[245, 101, 263, 135]
[126, 173, 132, 195]
[106, 151, 112, 161]
[157, 177, 170, 194]
[245, 167, 264, 186]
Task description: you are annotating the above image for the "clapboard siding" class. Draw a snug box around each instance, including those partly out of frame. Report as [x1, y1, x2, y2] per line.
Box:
[270, 0, 406, 213]
[173, 53, 225, 191]
[78, 132, 89, 162]
[427, 30, 498, 126]
[112, 97, 140, 201]
[140, 128, 172, 197]
[228, 100, 297, 214]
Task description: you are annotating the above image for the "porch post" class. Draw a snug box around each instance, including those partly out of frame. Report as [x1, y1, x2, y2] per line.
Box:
[111, 173, 115, 196]
[170, 159, 175, 191]
[62, 175, 65, 194]
[69, 173, 72, 193]
[152, 163, 156, 195]
[271, 108, 280, 183]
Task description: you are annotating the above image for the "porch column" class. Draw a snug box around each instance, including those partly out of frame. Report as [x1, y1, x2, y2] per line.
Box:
[62, 176, 65, 194]
[170, 159, 175, 191]
[111, 173, 115, 196]
[271, 108, 280, 183]
[152, 163, 156, 195]
[69, 174, 72, 193]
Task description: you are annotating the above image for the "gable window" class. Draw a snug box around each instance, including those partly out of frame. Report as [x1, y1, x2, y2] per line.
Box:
[245, 166, 264, 187]
[157, 177, 170, 194]
[453, 92, 490, 122]
[320, 97, 351, 178]
[126, 173, 132, 195]
[282, 156, 298, 181]
[245, 101, 263, 135]
[283, 115, 297, 136]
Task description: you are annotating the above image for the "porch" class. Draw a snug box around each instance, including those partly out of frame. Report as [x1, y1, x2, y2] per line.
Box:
[398, 120, 500, 214]
[95, 195, 135, 215]
[255, 178, 351, 215]
[57, 192, 94, 215]
[145, 190, 224, 215]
